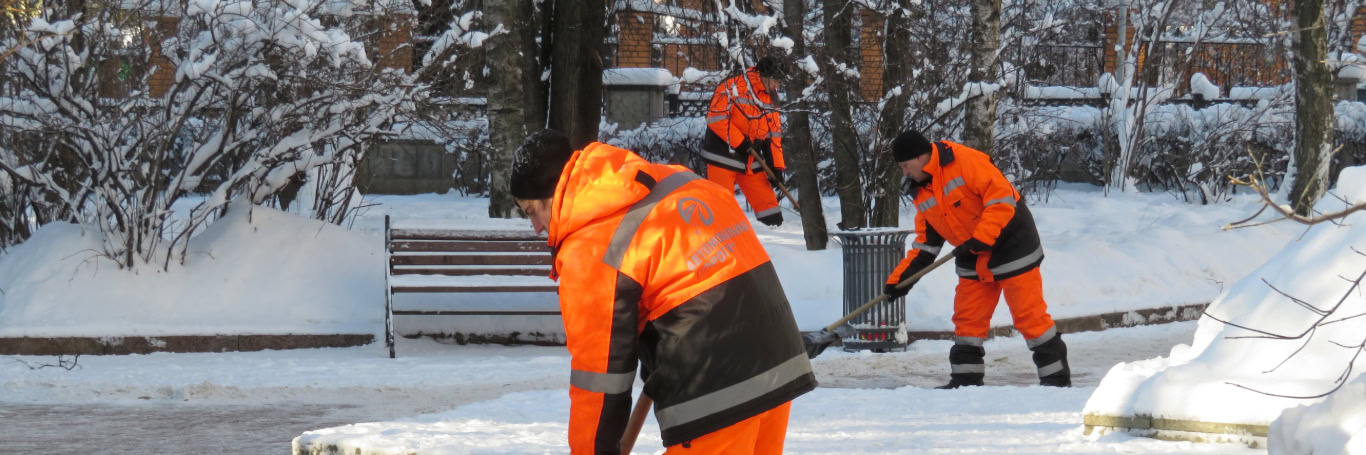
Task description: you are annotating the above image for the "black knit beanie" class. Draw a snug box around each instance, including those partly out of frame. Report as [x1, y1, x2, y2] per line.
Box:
[510, 129, 574, 200]
[754, 56, 781, 78]
[891, 130, 933, 162]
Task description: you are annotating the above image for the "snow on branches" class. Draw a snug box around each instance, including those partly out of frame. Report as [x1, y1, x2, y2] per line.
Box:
[0, 0, 420, 269]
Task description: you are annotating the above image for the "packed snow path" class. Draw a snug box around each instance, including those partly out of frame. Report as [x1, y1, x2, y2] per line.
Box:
[2, 321, 1256, 454]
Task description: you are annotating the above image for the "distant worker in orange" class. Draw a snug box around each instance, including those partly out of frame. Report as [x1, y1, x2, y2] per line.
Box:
[510, 130, 815, 454]
[883, 130, 1071, 389]
[702, 56, 786, 227]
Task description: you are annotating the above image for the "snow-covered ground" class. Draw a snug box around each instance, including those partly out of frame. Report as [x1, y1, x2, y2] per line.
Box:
[1, 180, 1349, 453]
[3, 322, 1261, 454]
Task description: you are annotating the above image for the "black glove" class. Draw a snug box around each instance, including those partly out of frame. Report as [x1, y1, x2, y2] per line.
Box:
[953, 237, 992, 257]
[884, 281, 911, 299]
[757, 211, 783, 227]
[884, 264, 920, 298]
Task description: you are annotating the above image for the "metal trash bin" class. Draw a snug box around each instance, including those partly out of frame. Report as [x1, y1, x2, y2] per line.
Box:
[833, 228, 913, 352]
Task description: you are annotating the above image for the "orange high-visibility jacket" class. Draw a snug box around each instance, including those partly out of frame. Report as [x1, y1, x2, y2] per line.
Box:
[888, 141, 1044, 283]
[701, 69, 785, 173]
[547, 142, 815, 452]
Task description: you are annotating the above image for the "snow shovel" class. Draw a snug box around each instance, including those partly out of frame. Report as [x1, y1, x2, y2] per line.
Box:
[802, 252, 956, 359]
[742, 144, 800, 211]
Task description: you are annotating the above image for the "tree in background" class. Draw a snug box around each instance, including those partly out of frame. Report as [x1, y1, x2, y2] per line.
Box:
[820, 0, 865, 229]
[962, 0, 1002, 155]
[485, 0, 525, 218]
[779, 0, 830, 250]
[1287, 0, 1337, 216]
[0, 0, 430, 267]
[547, 0, 605, 149]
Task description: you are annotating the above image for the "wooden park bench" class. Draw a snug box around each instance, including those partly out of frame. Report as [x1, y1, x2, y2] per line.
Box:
[383, 216, 561, 358]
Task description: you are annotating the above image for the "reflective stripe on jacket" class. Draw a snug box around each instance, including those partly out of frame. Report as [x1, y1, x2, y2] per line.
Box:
[548, 142, 815, 451]
[701, 69, 785, 173]
[887, 141, 1044, 283]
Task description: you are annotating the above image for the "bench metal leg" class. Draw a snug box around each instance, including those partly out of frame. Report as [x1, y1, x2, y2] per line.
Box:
[385, 215, 396, 358]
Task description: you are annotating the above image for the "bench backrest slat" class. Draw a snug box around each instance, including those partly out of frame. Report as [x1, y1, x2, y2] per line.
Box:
[391, 240, 550, 253]
[390, 266, 550, 276]
[390, 255, 553, 266]
[390, 229, 547, 242]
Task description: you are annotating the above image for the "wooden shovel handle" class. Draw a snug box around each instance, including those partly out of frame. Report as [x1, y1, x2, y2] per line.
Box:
[619, 394, 653, 454]
[823, 252, 955, 332]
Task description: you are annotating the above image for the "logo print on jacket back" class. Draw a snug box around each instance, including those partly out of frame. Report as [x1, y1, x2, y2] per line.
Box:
[677, 197, 714, 227]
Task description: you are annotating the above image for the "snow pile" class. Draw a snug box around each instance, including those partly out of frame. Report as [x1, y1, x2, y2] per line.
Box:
[1270, 379, 1366, 455]
[0, 203, 383, 337]
[1084, 166, 1366, 430]
[1190, 72, 1221, 99]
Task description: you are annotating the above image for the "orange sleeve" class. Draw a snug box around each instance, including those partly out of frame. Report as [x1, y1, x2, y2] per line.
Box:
[966, 152, 1019, 246]
[887, 207, 945, 284]
[556, 239, 638, 453]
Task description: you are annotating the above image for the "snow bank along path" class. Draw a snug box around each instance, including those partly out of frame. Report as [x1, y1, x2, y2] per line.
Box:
[1083, 167, 1366, 452]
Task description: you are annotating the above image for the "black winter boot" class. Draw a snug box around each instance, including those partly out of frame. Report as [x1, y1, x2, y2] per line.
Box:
[937, 342, 986, 389]
[935, 376, 985, 389]
[1030, 329, 1071, 387]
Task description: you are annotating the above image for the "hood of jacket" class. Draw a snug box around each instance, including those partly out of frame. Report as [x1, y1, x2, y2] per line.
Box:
[547, 142, 658, 248]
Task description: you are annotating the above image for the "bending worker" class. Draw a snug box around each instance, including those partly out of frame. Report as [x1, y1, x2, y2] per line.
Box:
[883, 130, 1071, 389]
[702, 56, 785, 227]
[510, 130, 815, 454]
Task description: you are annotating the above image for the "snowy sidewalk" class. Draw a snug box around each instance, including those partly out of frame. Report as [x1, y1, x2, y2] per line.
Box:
[1, 322, 1265, 454]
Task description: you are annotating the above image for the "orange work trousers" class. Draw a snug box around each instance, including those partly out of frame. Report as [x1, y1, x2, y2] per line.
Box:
[664, 401, 791, 455]
[705, 165, 780, 220]
[952, 267, 1055, 340]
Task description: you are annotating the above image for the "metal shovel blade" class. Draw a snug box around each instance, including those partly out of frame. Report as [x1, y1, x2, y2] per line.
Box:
[802, 325, 855, 359]
[802, 329, 840, 359]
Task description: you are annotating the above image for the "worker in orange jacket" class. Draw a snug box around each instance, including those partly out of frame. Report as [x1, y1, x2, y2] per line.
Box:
[510, 130, 816, 454]
[702, 57, 785, 227]
[883, 130, 1071, 389]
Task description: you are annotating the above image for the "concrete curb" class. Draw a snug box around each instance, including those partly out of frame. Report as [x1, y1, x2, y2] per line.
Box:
[0, 334, 375, 355]
[1083, 414, 1268, 449]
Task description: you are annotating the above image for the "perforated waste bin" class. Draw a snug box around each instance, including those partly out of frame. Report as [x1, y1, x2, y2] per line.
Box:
[833, 228, 913, 352]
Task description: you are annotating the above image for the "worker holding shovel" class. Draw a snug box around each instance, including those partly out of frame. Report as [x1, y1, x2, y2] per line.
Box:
[510, 130, 815, 454]
[700, 56, 792, 227]
[884, 130, 1071, 389]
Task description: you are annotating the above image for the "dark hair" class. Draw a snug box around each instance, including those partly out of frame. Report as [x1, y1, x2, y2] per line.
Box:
[891, 130, 933, 162]
[510, 129, 574, 199]
[753, 56, 781, 78]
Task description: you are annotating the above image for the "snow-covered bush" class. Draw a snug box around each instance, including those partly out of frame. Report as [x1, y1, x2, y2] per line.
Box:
[0, 0, 420, 267]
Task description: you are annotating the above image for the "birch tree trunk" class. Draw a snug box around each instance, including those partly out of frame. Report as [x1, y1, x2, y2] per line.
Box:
[486, 0, 524, 218]
[782, 0, 828, 250]
[1290, 0, 1334, 215]
[822, 0, 864, 229]
[962, 0, 1001, 156]
[548, 0, 605, 149]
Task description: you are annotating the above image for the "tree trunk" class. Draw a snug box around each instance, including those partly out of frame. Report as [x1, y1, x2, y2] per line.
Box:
[1291, 0, 1333, 215]
[870, 4, 910, 228]
[522, 0, 549, 132]
[486, 0, 524, 217]
[548, 0, 605, 149]
[962, 0, 1000, 155]
[782, 0, 828, 250]
[822, 0, 864, 229]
